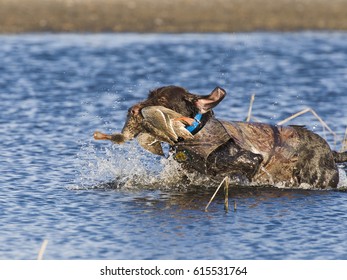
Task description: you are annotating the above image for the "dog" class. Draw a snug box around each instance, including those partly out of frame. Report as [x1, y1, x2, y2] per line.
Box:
[95, 86, 347, 189]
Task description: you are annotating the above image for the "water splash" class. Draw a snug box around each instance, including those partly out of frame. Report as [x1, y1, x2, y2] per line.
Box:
[157, 155, 219, 189]
[73, 140, 161, 189]
[337, 165, 347, 189]
[72, 139, 221, 191]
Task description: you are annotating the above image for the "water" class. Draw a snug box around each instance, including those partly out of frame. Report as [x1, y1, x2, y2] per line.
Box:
[1, 32, 347, 259]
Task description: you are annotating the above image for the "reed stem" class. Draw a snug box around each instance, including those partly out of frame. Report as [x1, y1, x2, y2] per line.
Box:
[342, 127, 347, 152]
[205, 176, 229, 212]
[246, 94, 255, 122]
[224, 176, 230, 212]
[277, 107, 338, 147]
[37, 239, 49, 260]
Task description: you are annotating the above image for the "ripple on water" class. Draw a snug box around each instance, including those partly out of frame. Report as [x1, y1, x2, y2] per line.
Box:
[1, 33, 347, 259]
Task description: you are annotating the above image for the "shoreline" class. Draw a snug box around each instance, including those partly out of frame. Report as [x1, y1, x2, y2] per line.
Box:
[1, 0, 347, 33]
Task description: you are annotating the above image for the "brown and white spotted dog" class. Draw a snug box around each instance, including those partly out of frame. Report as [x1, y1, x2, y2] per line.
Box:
[95, 86, 347, 189]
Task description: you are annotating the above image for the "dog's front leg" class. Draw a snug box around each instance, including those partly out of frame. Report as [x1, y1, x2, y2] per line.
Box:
[207, 140, 263, 182]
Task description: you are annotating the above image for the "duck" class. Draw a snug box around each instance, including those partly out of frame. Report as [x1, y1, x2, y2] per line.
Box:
[140, 106, 195, 144]
[94, 106, 196, 156]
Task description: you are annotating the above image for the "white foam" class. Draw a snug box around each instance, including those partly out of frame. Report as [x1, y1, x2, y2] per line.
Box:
[337, 166, 347, 188]
[73, 140, 220, 190]
[158, 155, 219, 188]
[74, 140, 162, 189]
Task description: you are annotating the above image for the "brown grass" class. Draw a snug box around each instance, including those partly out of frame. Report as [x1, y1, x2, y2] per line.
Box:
[1, 0, 347, 33]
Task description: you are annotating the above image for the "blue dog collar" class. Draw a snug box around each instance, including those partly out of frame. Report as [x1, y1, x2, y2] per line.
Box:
[185, 113, 202, 133]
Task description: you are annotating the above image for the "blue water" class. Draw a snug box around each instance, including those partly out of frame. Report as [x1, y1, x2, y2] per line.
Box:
[0, 32, 347, 259]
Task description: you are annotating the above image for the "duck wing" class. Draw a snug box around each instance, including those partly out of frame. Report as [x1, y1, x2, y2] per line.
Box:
[155, 106, 194, 139]
[141, 106, 182, 143]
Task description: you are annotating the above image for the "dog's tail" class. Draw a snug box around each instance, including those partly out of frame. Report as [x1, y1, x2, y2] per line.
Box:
[333, 151, 347, 163]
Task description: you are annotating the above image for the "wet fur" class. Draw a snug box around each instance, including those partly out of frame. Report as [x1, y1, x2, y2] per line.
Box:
[127, 86, 345, 189]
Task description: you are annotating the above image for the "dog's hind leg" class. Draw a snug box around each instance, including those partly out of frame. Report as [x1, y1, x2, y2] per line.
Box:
[292, 131, 340, 188]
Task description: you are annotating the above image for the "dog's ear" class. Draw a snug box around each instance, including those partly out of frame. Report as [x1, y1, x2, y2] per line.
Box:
[195, 87, 226, 113]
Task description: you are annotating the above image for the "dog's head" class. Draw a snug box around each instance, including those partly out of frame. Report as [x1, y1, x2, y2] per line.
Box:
[119, 86, 226, 143]
[130, 85, 226, 119]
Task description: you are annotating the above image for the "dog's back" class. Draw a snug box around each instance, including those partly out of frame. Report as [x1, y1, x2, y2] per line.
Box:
[223, 122, 338, 188]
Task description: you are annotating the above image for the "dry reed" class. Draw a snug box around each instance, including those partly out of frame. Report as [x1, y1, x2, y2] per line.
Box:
[277, 107, 338, 147]
[224, 176, 230, 212]
[246, 94, 255, 122]
[205, 176, 229, 212]
[342, 127, 347, 152]
[37, 239, 49, 260]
